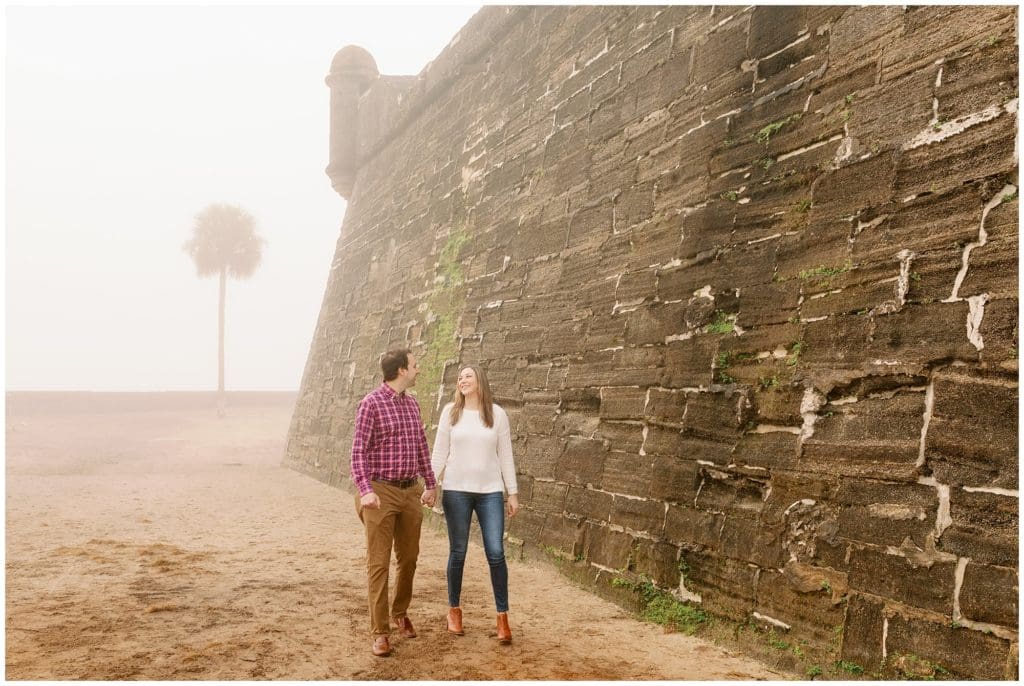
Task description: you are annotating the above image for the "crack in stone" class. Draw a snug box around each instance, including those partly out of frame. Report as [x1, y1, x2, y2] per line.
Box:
[962, 485, 1019, 497]
[947, 182, 1016, 301]
[887, 536, 956, 568]
[916, 476, 952, 539]
[952, 556, 968, 623]
[904, 100, 1013, 150]
[777, 134, 843, 162]
[750, 424, 801, 435]
[916, 381, 935, 468]
[965, 294, 988, 350]
[752, 611, 791, 630]
[893, 248, 915, 311]
[752, 61, 827, 109]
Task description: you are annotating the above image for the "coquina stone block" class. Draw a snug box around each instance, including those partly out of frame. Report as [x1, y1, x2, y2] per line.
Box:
[960, 562, 1019, 629]
[927, 367, 1017, 489]
[848, 546, 956, 614]
[941, 487, 1018, 566]
[685, 553, 757, 622]
[883, 610, 1011, 680]
[754, 568, 846, 645]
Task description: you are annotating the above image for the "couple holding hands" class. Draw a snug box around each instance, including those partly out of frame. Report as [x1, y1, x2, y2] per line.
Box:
[349, 349, 519, 657]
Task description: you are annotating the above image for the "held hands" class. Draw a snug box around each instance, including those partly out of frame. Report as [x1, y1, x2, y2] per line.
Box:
[506, 494, 520, 518]
[420, 488, 437, 508]
[360, 491, 381, 509]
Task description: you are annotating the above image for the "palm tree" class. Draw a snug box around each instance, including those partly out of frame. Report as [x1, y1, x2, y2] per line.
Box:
[183, 204, 264, 416]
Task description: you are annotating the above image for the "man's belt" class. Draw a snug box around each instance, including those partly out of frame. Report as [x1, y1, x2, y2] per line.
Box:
[374, 478, 419, 489]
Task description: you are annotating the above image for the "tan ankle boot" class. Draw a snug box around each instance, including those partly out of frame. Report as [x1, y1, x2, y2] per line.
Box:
[496, 611, 512, 644]
[447, 607, 464, 635]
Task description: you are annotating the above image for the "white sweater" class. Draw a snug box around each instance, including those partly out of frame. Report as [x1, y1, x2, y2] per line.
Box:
[431, 402, 518, 495]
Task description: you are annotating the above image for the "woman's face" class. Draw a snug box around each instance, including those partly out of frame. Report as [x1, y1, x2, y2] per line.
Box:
[457, 367, 479, 398]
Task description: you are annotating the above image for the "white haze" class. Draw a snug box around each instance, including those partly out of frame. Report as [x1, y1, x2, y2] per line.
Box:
[5, 4, 480, 391]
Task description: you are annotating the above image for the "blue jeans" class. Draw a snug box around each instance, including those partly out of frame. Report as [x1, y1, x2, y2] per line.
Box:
[442, 490, 509, 613]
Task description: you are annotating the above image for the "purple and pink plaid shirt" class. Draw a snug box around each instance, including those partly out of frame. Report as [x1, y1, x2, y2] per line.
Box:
[350, 382, 437, 496]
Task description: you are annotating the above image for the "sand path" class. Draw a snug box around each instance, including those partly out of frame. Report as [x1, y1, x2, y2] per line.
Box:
[5, 393, 784, 680]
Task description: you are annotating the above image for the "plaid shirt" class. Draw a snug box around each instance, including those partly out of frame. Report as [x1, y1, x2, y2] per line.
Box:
[350, 382, 437, 496]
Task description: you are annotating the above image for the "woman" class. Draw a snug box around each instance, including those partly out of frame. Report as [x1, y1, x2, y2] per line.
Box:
[431, 364, 519, 644]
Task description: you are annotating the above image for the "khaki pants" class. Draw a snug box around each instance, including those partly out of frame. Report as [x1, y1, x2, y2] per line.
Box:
[355, 480, 424, 636]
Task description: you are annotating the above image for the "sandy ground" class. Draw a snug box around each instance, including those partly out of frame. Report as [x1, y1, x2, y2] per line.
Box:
[5, 392, 784, 680]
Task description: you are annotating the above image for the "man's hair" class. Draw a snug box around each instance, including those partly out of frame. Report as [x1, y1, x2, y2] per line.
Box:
[381, 348, 412, 381]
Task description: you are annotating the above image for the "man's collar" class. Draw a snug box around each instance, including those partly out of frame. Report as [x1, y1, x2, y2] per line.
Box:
[381, 381, 404, 398]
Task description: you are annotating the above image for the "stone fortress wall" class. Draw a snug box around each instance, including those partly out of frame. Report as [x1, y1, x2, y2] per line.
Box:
[284, 6, 1018, 678]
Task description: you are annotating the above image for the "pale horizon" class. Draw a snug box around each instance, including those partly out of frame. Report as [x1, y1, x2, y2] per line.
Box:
[5, 4, 480, 392]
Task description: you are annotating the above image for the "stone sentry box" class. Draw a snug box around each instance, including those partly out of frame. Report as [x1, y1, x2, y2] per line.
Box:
[284, 6, 1018, 679]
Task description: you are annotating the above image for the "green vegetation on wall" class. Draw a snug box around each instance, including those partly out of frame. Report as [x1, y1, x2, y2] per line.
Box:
[417, 199, 470, 427]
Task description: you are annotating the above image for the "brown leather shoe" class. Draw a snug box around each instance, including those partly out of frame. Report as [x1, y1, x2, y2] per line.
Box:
[372, 635, 391, 657]
[447, 607, 464, 635]
[393, 615, 417, 638]
[496, 612, 512, 644]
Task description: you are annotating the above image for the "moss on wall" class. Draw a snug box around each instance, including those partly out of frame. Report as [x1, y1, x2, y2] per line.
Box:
[416, 205, 470, 427]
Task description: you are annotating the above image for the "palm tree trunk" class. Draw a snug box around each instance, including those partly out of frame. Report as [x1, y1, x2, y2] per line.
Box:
[217, 267, 226, 418]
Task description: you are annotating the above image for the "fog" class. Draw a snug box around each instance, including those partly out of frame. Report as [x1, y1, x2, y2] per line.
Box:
[5, 4, 480, 391]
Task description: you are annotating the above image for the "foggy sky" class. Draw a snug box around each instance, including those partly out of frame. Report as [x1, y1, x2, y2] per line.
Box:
[5, 4, 480, 391]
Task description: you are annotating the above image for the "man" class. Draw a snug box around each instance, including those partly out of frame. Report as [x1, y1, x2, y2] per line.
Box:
[350, 348, 438, 657]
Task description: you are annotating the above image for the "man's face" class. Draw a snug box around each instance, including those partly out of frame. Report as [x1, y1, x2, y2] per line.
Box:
[401, 354, 420, 387]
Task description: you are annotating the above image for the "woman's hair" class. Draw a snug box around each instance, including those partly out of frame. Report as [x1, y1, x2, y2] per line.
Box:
[449, 365, 494, 428]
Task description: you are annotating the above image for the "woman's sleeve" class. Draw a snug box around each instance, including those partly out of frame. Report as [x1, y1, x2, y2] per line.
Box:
[430, 404, 453, 483]
[496, 407, 518, 495]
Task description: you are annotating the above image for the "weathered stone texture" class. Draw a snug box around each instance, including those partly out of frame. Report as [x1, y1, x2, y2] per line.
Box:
[685, 553, 756, 622]
[835, 478, 938, 548]
[884, 611, 1012, 680]
[801, 391, 925, 481]
[960, 562, 1018, 629]
[926, 367, 1017, 489]
[942, 487, 1018, 567]
[840, 594, 886, 672]
[755, 568, 846, 645]
[849, 546, 956, 614]
[288, 6, 1018, 679]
